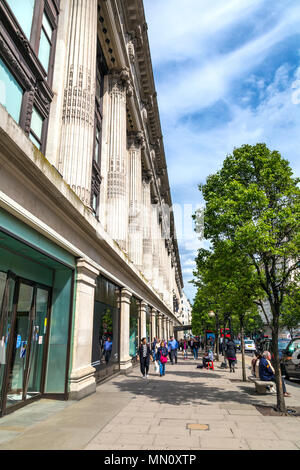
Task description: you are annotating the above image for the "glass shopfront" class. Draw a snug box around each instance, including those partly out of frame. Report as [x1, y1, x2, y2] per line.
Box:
[0, 208, 75, 416]
[129, 297, 140, 358]
[92, 276, 120, 382]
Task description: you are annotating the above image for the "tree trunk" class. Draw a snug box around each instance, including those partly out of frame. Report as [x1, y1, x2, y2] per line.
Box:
[272, 313, 286, 413]
[240, 318, 247, 382]
[214, 314, 219, 362]
[223, 319, 227, 367]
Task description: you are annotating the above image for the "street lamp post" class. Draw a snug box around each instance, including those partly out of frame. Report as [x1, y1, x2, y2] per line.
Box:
[208, 310, 220, 362]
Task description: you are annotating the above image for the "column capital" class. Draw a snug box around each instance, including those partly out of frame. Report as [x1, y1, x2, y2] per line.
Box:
[109, 67, 133, 97]
[76, 258, 100, 287]
[140, 300, 148, 311]
[120, 288, 132, 304]
[128, 130, 145, 150]
[142, 169, 153, 184]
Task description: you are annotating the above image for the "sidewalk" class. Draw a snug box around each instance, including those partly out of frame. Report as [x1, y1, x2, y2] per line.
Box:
[0, 352, 299, 450]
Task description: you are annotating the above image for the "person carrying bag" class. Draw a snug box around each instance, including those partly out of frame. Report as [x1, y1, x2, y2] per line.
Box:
[156, 340, 168, 377]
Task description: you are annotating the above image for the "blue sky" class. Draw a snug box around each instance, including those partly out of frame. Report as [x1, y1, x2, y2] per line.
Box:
[143, 0, 300, 303]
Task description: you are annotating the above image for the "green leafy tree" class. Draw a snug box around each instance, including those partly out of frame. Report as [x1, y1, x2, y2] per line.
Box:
[199, 143, 300, 412]
[193, 243, 262, 380]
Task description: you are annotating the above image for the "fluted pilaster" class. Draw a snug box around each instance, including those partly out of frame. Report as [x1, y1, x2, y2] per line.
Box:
[152, 204, 160, 291]
[106, 68, 132, 251]
[142, 170, 153, 280]
[128, 131, 144, 269]
[59, 0, 98, 206]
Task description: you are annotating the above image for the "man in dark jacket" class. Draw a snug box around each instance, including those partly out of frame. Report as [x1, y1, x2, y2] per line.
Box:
[138, 337, 153, 378]
[225, 337, 236, 373]
[259, 351, 291, 397]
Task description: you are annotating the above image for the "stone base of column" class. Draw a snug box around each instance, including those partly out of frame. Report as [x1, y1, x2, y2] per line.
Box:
[119, 358, 133, 373]
[69, 365, 96, 400]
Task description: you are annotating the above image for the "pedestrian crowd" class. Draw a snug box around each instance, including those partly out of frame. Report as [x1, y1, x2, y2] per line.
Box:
[137, 335, 291, 399]
[137, 335, 214, 378]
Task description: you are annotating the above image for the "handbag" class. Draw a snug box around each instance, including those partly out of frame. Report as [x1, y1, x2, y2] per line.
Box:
[160, 354, 168, 364]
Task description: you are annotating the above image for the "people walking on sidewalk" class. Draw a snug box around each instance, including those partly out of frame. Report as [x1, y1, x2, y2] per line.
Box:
[168, 336, 179, 364]
[259, 351, 291, 397]
[192, 338, 199, 360]
[156, 340, 169, 376]
[138, 337, 153, 378]
[225, 337, 237, 373]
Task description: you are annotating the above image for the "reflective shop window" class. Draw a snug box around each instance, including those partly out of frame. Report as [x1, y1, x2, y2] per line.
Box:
[93, 276, 120, 369]
[29, 108, 43, 149]
[38, 13, 53, 73]
[6, 0, 35, 40]
[0, 59, 23, 124]
[129, 298, 139, 357]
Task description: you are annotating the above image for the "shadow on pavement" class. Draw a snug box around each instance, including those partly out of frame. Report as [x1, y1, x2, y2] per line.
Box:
[110, 374, 268, 407]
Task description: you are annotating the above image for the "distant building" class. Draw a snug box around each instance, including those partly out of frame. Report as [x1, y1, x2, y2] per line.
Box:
[175, 292, 192, 338]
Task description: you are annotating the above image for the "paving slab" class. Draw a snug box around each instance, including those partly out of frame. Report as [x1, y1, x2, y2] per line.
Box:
[0, 352, 299, 450]
[246, 439, 299, 450]
[199, 437, 249, 450]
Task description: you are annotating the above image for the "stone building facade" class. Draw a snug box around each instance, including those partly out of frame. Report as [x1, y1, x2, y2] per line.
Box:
[0, 0, 183, 416]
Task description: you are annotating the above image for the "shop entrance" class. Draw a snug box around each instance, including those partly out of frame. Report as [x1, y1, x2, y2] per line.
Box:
[0, 271, 51, 416]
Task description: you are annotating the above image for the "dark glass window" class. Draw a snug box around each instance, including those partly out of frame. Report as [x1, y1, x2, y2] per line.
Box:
[6, 0, 35, 40]
[38, 13, 54, 74]
[129, 297, 140, 358]
[0, 58, 24, 124]
[92, 276, 121, 382]
[91, 40, 107, 216]
[29, 107, 44, 150]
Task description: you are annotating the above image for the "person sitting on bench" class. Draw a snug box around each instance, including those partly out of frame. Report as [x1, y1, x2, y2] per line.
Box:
[259, 351, 291, 397]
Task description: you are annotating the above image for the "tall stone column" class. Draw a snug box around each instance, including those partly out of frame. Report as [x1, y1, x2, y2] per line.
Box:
[162, 315, 167, 340]
[157, 313, 163, 340]
[151, 308, 157, 341]
[106, 68, 132, 251]
[119, 288, 133, 371]
[128, 132, 144, 269]
[140, 301, 147, 339]
[170, 321, 174, 338]
[152, 205, 160, 291]
[58, 0, 98, 206]
[166, 318, 170, 340]
[69, 259, 99, 400]
[142, 171, 153, 281]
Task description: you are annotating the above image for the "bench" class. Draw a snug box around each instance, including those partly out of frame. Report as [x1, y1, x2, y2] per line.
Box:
[248, 376, 275, 394]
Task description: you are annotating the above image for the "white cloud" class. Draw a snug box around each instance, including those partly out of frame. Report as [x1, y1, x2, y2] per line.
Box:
[144, 0, 300, 300]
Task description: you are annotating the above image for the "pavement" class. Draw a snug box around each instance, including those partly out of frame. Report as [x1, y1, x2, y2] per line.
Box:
[0, 351, 299, 450]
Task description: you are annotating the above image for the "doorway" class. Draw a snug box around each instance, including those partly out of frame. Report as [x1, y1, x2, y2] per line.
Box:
[0, 271, 51, 416]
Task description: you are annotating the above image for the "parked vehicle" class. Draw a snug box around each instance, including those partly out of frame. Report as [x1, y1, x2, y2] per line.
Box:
[258, 338, 290, 360]
[234, 339, 241, 350]
[281, 337, 300, 380]
[244, 339, 256, 353]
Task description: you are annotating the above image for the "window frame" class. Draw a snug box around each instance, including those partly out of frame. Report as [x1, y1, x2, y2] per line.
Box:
[91, 40, 108, 218]
[0, 0, 60, 154]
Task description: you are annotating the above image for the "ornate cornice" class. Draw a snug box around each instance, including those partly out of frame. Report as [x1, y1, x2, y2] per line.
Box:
[0, 36, 33, 91]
